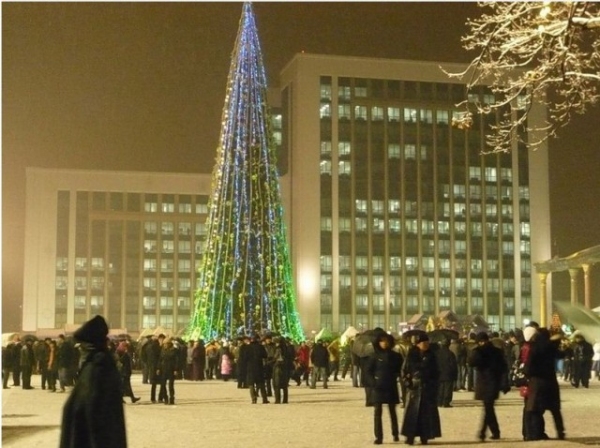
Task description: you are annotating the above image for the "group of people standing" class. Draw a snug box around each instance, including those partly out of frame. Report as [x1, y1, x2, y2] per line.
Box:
[360, 325, 597, 446]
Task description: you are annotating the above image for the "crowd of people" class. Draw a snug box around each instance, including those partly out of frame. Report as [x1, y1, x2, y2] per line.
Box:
[2, 317, 600, 447]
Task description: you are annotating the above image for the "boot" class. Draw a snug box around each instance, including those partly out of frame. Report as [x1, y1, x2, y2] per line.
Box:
[169, 397, 175, 405]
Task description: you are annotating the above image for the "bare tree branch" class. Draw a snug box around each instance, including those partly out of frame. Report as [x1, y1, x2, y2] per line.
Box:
[444, 1, 600, 154]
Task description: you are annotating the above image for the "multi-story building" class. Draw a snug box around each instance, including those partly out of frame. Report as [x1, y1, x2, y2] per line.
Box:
[280, 54, 550, 334]
[22, 54, 551, 335]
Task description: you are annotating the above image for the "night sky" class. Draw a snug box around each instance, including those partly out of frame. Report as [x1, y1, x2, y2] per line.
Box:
[3, 2, 600, 332]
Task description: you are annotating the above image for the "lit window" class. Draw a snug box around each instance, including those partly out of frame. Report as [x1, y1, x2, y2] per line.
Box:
[320, 160, 332, 175]
[338, 161, 351, 175]
[56, 276, 68, 290]
[372, 200, 384, 215]
[162, 240, 174, 253]
[338, 217, 351, 232]
[355, 199, 368, 214]
[161, 259, 174, 272]
[320, 84, 332, 100]
[143, 278, 157, 290]
[161, 202, 175, 213]
[485, 167, 497, 182]
[178, 241, 191, 253]
[320, 255, 333, 272]
[338, 141, 351, 156]
[388, 143, 401, 159]
[338, 86, 351, 101]
[389, 200, 401, 214]
[502, 241, 514, 255]
[178, 259, 191, 272]
[320, 217, 332, 231]
[178, 222, 192, 236]
[420, 109, 433, 124]
[355, 217, 368, 232]
[56, 257, 68, 271]
[354, 105, 367, 120]
[389, 219, 401, 233]
[387, 107, 400, 122]
[320, 141, 332, 156]
[373, 218, 385, 233]
[339, 256, 351, 272]
[404, 108, 418, 123]
[436, 110, 449, 125]
[520, 222, 530, 238]
[74, 296, 86, 309]
[338, 104, 351, 119]
[144, 201, 158, 213]
[356, 256, 369, 271]
[178, 203, 192, 213]
[273, 131, 282, 145]
[404, 144, 416, 160]
[372, 106, 384, 121]
[144, 259, 157, 271]
[320, 103, 331, 119]
[195, 203, 208, 214]
[469, 166, 482, 181]
[161, 222, 174, 236]
[142, 296, 156, 309]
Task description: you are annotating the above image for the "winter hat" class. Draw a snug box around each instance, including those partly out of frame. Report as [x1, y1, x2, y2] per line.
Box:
[475, 332, 489, 343]
[73, 315, 109, 346]
[523, 326, 537, 342]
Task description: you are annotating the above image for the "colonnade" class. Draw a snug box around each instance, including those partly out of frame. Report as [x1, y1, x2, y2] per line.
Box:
[534, 245, 600, 327]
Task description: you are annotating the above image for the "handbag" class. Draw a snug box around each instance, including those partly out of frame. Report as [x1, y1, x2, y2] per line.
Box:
[510, 361, 528, 387]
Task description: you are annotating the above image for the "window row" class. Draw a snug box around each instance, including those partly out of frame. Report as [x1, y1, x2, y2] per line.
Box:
[320, 274, 530, 294]
[321, 255, 531, 275]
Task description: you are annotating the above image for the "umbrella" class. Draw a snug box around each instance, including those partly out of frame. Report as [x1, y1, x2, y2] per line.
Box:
[401, 329, 428, 344]
[351, 328, 390, 357]
[428, 328, 460, 344]
[340, 326, 359, 346]
[553, 301, 600, 342]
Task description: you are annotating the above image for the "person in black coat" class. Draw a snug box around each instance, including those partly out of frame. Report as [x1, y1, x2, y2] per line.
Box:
[525, 328, 566, 441]
[59, 315, 127, 448]
[146, 334, 164, 403]
[435, 338, 458, 407]
[158, 339, 179, 405]
[117, 341, 140, 404]
[364, 333, 402, 445]
[469, 332, 509, 441]
[238, 335, 269, 403]
[310, 339, 329, 389]
[272, 338, 293, 404]
[401, 333, 441, 445]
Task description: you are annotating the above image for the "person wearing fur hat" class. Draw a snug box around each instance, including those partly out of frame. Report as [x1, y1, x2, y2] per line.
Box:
[364, 333, 402, 445]
[59, 315, 127, 448]
[400, 332, 441, 445]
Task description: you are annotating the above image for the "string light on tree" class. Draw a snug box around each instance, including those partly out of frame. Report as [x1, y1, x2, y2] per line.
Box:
[185, 2, 304, 342]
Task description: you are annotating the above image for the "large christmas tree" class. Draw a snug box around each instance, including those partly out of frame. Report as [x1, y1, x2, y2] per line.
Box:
[186, 3, 304, 342]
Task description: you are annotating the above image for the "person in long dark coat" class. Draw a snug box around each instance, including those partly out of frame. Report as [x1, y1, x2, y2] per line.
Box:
[401, 333, 441, 445]
[117, 341, 140, 403]
[364, 333, 402, 445]
[158, 339, 179, 405]
[146, 334, 164, 403]
[272, 338, 292, 404]
[435, 338, 458, 407]
[59, 315, 126, 448]
[525, 328, 566, 441]
[469, 332, 509, 441]
[238, 335, 269, 403]
[191, 339, 206, 381]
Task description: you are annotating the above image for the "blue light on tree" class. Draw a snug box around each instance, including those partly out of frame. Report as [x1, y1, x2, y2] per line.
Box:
[185, 3, 304, 342]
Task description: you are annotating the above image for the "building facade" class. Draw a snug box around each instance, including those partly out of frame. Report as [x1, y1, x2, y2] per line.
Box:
[22, 54, 551, 335]
[280, 54, 551, 334]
